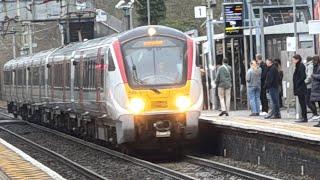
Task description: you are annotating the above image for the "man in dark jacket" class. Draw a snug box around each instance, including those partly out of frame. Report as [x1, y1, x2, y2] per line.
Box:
[264, 58, 281, 119]
[292, 54, 308, 122]
[256, 54, 268, 115]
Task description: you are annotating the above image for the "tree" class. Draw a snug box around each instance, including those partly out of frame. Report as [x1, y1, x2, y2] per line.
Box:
[136, 0, 166, 25]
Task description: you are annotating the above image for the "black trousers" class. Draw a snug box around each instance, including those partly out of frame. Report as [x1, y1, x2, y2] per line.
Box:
[298, 94, 307, 119]
[306, 89, 318, 116]
[260, 88, 268, 112]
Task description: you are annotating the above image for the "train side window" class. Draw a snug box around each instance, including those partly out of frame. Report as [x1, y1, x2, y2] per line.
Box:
[40, 66, 45, 86]
[4, 71, 11, 85]
[108, 50, 115, 71]
[23, 69, 26, 85]
[48, 65, 52, 87]
[74, 60, 80, 88]
[33, 67, 40, 86]
[83, 60, 89, 88]
[16, 69, 25, 86]
[28, 68, 32, 86]
[196, 45, 200, 67]
[66, 63, 70, 88]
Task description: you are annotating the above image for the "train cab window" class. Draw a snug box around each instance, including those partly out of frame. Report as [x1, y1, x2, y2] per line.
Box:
[107, 50, 116, 71]
[122, 36, 187, 87]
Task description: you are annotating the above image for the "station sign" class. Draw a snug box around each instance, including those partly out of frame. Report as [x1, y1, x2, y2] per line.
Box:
[194, 6, 207, 19]
[286, 37, 297, 52]
[223, 2, 243, 37]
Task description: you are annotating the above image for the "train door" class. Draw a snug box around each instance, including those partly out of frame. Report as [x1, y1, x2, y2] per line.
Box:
[94, 47, 104, 111]
[104, 47, 117, 101]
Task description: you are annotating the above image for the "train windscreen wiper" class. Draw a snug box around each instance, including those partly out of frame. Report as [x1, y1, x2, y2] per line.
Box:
[130, 58, 161, 94]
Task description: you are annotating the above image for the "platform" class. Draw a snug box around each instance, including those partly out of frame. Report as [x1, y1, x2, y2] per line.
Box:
[200, 109, 320, 144]
[0, 138, 65, 180]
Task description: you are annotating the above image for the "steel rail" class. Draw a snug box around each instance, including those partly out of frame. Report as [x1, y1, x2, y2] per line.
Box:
[0, 107, 196, 180]
[27, 122, 197, 180]
[185, 155, 280, 180]
[0, 109, 14, 119]
[0, 127, 108, 180]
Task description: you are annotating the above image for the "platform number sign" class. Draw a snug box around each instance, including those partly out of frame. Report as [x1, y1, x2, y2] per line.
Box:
[194, 6, 207, 19]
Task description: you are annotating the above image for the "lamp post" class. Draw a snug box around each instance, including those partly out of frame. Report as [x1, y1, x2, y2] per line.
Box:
[248, 0, 254, 60]
[147, 0, 150, 25]
[293, 0, 300, 120]
[115, 0, 135, 30]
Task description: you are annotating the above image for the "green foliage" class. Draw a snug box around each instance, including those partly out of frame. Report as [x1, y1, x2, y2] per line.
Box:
[159, 19, 198, 32]
[136, 0, 166, 25]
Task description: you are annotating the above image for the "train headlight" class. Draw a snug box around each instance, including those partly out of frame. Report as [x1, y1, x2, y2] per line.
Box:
[148, 27, 156, 36]
[128, 98, 145, 114]
[175, 96, 191, 111]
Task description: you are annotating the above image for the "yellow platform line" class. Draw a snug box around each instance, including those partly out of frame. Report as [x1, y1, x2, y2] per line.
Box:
[0, 138, 65, 180]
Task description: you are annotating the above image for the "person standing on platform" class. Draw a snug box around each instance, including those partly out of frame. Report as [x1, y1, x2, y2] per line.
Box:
[305, 56, 319, 120]
[312, 56, 320, 112]
[246, 60, 262, 116]
[292, 54, 308, 122]
[256, 54, 268, 116]
[274, 59, 284, 108]
[312, 56, 320, 127]
[215, 58, 232, 116]
[264, 58, 281, 119]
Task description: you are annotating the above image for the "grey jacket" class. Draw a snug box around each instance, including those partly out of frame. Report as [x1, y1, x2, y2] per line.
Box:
[246, 67, 262, 88]
[305, 61, 314, 89]
[215, 64, 232, 89]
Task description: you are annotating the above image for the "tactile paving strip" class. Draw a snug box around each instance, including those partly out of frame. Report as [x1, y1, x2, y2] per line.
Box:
[0, 138, 64, 180]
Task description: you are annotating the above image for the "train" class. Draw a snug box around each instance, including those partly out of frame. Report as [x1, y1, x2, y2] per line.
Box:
[2, 25, 203, 151]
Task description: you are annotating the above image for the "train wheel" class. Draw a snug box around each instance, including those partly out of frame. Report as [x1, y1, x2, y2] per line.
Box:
[119, 144, 133, 155]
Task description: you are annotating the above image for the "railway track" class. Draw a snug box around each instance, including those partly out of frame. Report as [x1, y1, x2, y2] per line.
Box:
[0, 127, 107, 180]
[0, 107, 279, 180]
[184, 155, 280, 180]
[0, 107, 195, 180]
[26, 122, 196, 180]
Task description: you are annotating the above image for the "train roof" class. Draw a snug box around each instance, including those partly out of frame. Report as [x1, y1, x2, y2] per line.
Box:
[3, 25, 188, 70]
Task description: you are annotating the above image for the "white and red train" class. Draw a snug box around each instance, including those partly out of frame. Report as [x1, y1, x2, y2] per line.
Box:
[3, 25, 203, 149]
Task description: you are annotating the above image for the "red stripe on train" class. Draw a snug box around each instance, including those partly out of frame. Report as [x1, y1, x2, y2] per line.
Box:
[113, 40, 128, 83]
[187, 38, 194, 80]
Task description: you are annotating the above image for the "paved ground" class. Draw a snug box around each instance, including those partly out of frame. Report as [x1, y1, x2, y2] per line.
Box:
[201, 108, 320, 128]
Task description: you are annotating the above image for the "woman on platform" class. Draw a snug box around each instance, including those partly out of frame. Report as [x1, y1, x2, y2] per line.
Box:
[292, 54, 308, 122]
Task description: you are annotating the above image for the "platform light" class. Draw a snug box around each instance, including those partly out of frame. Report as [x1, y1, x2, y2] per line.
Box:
[175, 96, 191, 111]
[128, 98, 145, 114]
[148, 27, 156, 36]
